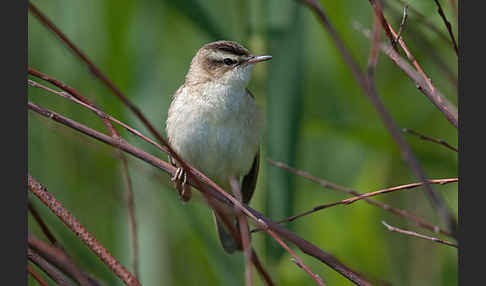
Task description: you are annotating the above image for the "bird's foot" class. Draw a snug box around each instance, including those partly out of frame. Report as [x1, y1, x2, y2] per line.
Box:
[170, 166, 185, 182]
[171, 166, 192, 203]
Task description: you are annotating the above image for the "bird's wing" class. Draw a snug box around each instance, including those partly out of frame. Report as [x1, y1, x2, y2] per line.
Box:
[242, 149, 260, 204]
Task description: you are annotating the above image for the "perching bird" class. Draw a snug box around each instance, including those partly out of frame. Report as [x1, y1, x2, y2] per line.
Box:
[165, 40, 271, 253]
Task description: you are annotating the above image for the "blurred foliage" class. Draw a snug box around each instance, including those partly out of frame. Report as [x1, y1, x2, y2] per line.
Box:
[28, 0, 457, 285]
[264, 0, 305, 259]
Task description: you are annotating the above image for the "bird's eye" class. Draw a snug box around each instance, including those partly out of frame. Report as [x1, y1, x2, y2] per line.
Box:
[223, 58, 235, 65]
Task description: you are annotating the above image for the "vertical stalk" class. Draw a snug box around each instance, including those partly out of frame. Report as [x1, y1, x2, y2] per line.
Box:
[265, 0, 305, 260]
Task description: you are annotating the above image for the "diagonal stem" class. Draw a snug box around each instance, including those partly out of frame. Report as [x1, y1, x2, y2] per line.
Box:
[266, 159, 453, 237]
[28, 264, 49, 286]
[28, 174, 141, 286]
[403, 128, 458, 152]
[28, 247, 73, 286]
[382, 221, 457, 248]
[433, 0, 458, 55]
[28, 234, 93, 286]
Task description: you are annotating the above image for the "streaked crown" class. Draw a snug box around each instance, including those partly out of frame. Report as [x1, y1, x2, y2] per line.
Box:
[185, 40, 271, 87]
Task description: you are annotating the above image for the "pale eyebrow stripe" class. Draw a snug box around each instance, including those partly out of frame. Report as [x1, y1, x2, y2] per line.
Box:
[208, 51, 239, 63]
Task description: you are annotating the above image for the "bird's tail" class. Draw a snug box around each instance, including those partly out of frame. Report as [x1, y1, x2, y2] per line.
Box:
[212, 211, 240, 254]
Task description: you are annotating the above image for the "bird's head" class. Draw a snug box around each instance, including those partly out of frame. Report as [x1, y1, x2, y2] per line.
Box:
[185, 40, 272, 88]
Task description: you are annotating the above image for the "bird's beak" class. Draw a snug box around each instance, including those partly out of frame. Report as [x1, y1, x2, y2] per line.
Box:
[246, 55, 272, 64]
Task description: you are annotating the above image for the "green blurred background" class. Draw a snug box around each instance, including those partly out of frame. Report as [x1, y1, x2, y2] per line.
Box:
[27, 0, 458, 285]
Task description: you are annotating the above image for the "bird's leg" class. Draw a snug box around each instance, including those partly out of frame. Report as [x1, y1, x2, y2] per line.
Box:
[170, 167, 183, 182]
[180, 171, 192, 202]
[169, 155, 192, 203]
[169, 154, 182, 181]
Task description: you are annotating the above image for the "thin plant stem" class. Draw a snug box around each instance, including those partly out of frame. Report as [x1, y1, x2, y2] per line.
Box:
[370, 1, 458, 128]
[28, 264, 49, 286]
[403, 128, 458, 152]
[28, 248, 73, 286]
[382, 221, 458, 248]
[354, 23, 458, 129]
[432, 0, 458, 55]
[264, 227, 326, 286]
[28, 174, 141, 286]
[382, 3, 458, 89]
[250, 250, 275, 286]
[28, 234, 93, 286]
[273, 178, 457, 225]
[392, 4, 408, 47]
[119, 157, 139, 279]
[267, 159, 453, 237]
[388, 0, 451, 49]
[28, 200, 58, 246]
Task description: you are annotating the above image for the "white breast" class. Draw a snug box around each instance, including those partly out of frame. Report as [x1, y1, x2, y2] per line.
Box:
[166, 83, 262, 189]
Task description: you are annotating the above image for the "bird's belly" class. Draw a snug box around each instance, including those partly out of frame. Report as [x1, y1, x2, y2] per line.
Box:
[167, 107, 260, 188]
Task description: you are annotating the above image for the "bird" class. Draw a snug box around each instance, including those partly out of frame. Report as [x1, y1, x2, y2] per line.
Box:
[165, 40, 271, 253]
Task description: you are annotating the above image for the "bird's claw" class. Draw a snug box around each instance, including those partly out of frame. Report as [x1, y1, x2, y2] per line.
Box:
[171, 167, 184, 182]
[171, 167, 191, 203]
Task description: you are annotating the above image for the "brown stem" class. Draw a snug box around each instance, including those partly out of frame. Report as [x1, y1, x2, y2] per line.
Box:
[383, 2, 458, 89]
[367, 0, 399, 50]
[273, 178, 457, 225]
[29, 201, 104, 285]
[433, 0, 459, 55]
[388, 25, 458, 127]
[210, 198, 275, 286]
[250, 250, 275, 286]
[28, 174, 141, 286]
[28, 264, 49, 286]
[267, 160, 452, 237]
[266, 228, 326, 286]
[341, 178, 457, 204]
[28, 247, 73, 286]
[119, 158, 139, 280]
[28, 102, 373, 286]
[392, 4, 408, 47]
[371, 1, 458, 128]
[28, 200, 58, 246]
[356, 25, 458, 129]
[403, 128, 458, 152]
[382, 221, 457, 248]
[28, 234, 93, 286]
[388, 0, 452, 48]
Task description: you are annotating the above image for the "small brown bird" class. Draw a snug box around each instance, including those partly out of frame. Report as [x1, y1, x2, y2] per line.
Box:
[165, 40, 271, 253]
